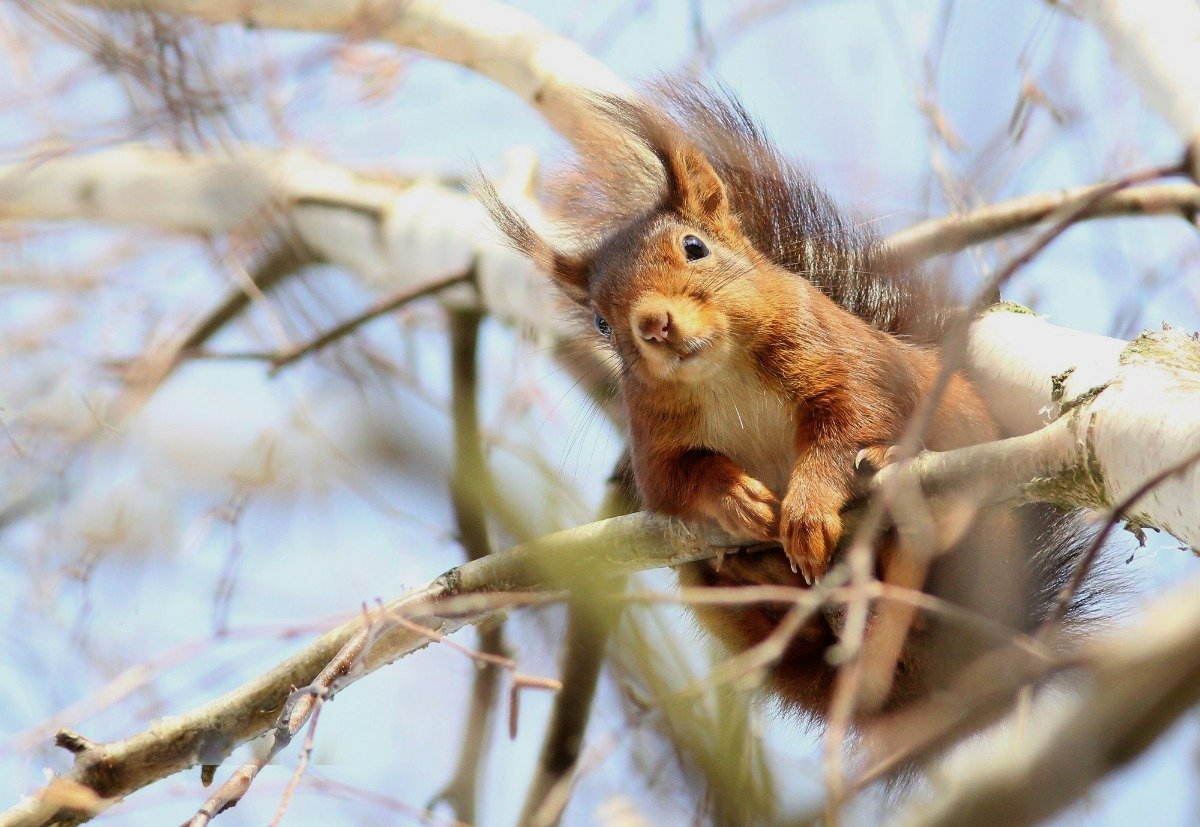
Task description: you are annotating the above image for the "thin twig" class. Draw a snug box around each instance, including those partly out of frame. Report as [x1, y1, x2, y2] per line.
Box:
[673, 569, 846, 700]
[623, 582, 1050, 661]
[268, 694, 325, 827]
[185, 610, 380, 826]
[178, 234, 319, 356]
[102, 232, 318, 394]
[267, 271, 473, 373]
[384, 613, 565, 744]
[388, 614, 516, 672]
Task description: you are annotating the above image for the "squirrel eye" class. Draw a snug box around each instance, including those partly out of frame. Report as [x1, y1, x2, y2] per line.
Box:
[594, 312, 612, 339]
[682, 234, 709, 261]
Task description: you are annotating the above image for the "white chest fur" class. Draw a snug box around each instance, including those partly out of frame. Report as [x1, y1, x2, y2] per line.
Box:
[691, 368, 796, 496]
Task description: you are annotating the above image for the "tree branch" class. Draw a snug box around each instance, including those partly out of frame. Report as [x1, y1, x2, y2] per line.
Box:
[426, 305, 504, 824]
[903, 572, 1200, 827]
[0, 513, 752, 827]
[63, 0, 631, 139]
[517, 458, 639, 827]
[1075, 0, 1200, 178]
[266, 271, 475, 373]
[185, 615, 374, 826]
[966, 309, 1200, 549]
[176, 233, 321, 356]
[0, 145, 573, 354]
[881, 182, 1200, 267]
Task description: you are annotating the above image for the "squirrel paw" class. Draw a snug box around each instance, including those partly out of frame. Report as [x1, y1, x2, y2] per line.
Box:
[779, 497, 843, 586]
[712, 474, 779, 541]
[854, 443, 901, 476]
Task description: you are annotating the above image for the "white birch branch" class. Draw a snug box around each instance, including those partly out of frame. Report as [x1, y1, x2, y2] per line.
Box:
[905, 571, 1200, 827]
[8, 148, 1197, 358]
[64, 0, 632, 139]
[1076, 0, 1200, 174]
[965, 306, 1200, 548]
[0, 145, 564, 337]
[882, 182, 1200, 266]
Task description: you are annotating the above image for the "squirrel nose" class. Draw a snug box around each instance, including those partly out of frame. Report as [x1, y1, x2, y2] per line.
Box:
[637, 310, 672, 342]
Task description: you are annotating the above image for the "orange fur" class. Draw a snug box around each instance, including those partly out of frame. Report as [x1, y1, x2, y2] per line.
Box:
[482, 87, 1081, 721]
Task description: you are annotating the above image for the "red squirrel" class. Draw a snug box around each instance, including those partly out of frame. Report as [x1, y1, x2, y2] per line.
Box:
[482, 83, 1097, 719]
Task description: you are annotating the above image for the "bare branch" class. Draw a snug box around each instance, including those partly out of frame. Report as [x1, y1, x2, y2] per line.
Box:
[881, 182, 1200, 267]
[0, 146, 567, 348]
[0, 513, 753, 827]
[1075, 0, 1200, 177]
[266, 271, 475, 373]
[517, 458, 639, 827]
[967, 312, 1200, 549]
[186, 615, 374, 826]
[904, 573, 1200, 827]
[870, 416, 1077, 508]
[177, 233, 321, 356]
[63, 0, 632, 138]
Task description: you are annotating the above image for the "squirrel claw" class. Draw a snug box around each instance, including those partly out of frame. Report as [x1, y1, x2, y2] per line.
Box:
[793, 557, 813, 586]
[787, 552, 816, 587]
[779, 503, 842, 587]
[856, 442, 924, 475]
[855, 443, 899, 475]
[854, 447, 876, 473]
[789, 557, 814, 587]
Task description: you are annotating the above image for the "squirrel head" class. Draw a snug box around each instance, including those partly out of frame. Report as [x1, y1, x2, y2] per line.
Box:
[482, 98, 787, 385]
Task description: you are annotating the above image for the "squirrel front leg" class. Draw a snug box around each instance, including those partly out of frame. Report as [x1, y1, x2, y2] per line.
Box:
[636, 447, 779, 541]
[779, 439, 855, 585]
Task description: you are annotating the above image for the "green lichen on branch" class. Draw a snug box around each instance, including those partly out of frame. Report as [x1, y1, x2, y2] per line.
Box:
[1049, 367, 1075, 411]
[982, 300, 1038, 317]
[1048, 367, 1109, 419]
[1058, 382, 1110, 416]
[1022, 413, 1109, 511]
[1022, 466, 1110, 512]
[1120, 327, 1200, 382]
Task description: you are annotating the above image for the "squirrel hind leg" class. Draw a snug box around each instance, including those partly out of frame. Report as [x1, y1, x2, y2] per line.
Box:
[677, 558, 839, 716]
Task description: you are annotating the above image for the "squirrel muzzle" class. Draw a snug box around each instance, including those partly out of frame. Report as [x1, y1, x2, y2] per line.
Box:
[629, 291, 730, 382]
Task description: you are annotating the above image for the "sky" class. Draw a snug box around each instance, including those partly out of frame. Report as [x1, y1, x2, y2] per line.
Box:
[1, 1, 1199, 825]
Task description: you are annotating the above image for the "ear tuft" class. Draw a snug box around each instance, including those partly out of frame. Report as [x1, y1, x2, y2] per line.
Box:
[474, 174, 590, 305]
[585, 95, 732, 229]
[663, 144, 730, 226]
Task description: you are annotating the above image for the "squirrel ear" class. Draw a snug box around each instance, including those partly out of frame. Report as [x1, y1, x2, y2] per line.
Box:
[476, 178, 590, 304]
[661, 144, 731, 229]
[544, 249, 589, 305]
